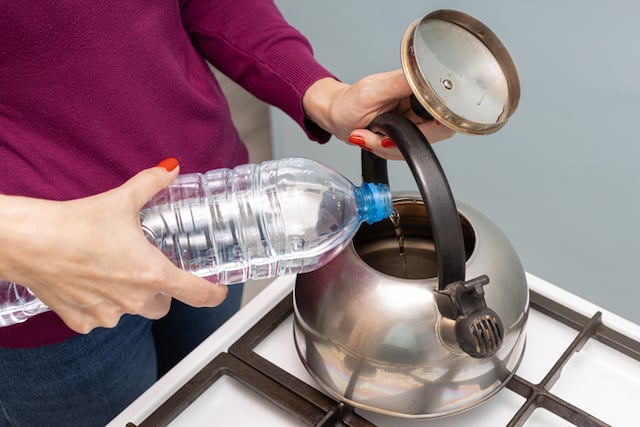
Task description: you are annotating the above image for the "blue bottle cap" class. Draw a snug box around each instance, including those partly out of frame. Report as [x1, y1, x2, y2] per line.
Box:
[357, 182, 393, 224]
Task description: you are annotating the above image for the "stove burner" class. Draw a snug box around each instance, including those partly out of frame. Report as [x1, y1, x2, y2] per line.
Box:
[129, 290, 640, 427]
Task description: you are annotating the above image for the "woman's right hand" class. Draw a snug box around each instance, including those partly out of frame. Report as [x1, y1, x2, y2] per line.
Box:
[303, 70, 456, 160]
[0, 161, 228, 333]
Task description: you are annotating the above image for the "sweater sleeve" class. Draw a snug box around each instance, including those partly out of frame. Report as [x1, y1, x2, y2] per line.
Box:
[179, 0, 335, 143]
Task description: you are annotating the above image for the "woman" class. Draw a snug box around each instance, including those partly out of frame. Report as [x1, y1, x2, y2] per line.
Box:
[0, 1, 453, 425]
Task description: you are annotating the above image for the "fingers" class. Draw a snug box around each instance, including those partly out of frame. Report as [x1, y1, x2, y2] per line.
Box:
[340, 68, 456, 159]
[56, 273, 226, 334]
[138, 292, 173, 320]
[56, 303, 125, 334]
[119, 158, 181, 209]
[348, 132, 404, 160]
[164, 267, 229, 308]
[348, 120, 455, 160]
[50, 283, 173, 333]
[415, 120, 456, 143]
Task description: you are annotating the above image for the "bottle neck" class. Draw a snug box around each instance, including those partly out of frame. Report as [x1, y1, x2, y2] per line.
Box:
[354, 182, 393, 224]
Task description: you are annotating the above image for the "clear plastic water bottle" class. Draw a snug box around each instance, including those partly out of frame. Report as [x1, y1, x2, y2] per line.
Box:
[0, 157, 393, 326]
[0, 282, 50, 326]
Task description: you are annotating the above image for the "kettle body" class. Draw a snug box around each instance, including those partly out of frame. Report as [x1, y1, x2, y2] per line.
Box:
[292, 8, 525, 415]
[293, 196, 528, 418]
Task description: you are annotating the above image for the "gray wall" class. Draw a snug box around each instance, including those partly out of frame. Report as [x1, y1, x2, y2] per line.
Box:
[271, 0, 640, 323]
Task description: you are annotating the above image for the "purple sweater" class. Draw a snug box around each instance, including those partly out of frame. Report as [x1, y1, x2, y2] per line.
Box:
[0, 0, 333, 348]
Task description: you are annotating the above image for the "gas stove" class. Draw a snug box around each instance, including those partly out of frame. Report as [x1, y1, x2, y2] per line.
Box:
[110, 273, 640, 427]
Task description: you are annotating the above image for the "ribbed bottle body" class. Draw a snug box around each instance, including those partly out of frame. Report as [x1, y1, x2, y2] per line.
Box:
[139, 157, 379, 283]
[0, 281, 49, 326]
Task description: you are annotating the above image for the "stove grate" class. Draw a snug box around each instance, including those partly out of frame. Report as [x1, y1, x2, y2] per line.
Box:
[129, 290, 640, 427]
[128, 351, 372, 427]
[503, 291, 640, 427]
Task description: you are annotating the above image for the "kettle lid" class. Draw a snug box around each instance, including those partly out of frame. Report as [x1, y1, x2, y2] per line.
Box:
[401, 9, 520, 135]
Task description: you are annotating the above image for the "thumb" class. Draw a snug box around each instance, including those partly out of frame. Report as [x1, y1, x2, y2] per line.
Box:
[120, 157, 181, 209]
[373, 69, 413, 102]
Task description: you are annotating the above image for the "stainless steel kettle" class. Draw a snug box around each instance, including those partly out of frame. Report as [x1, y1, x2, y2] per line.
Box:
[292, 10, 528, 418]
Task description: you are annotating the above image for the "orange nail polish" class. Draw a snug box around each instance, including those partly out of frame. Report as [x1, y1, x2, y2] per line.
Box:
[157, 157, 179, 172]
[348, 135, 366, 148]
[381, 138, 396, 148]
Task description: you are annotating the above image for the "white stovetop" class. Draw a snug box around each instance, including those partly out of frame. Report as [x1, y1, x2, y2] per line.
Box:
[109, 273, 640, 427]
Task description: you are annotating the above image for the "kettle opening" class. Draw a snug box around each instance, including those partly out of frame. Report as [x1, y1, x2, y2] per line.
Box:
[352, 198, 475, 280]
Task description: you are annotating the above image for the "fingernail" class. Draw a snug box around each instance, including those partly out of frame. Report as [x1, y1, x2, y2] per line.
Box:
[434, 119, 441, 126]
[157, 157, 179, 172]
[381, 138, 396, 148]
[348, 135, 366, 148]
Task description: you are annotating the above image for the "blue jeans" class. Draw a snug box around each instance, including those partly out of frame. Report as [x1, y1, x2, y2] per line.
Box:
[0, 284, 243, 427]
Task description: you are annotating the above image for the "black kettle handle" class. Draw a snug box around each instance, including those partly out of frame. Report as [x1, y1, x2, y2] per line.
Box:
[363, 113, 465, 290]
[364, 113, 505, 358]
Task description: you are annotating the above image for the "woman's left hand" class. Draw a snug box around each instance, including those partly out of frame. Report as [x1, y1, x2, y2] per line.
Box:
[302, 69, 455, 160]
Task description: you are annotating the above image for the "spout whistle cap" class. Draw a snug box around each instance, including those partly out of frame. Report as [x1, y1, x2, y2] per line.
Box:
[455, 307, 504, 358]
[435, 275, 504, 358]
